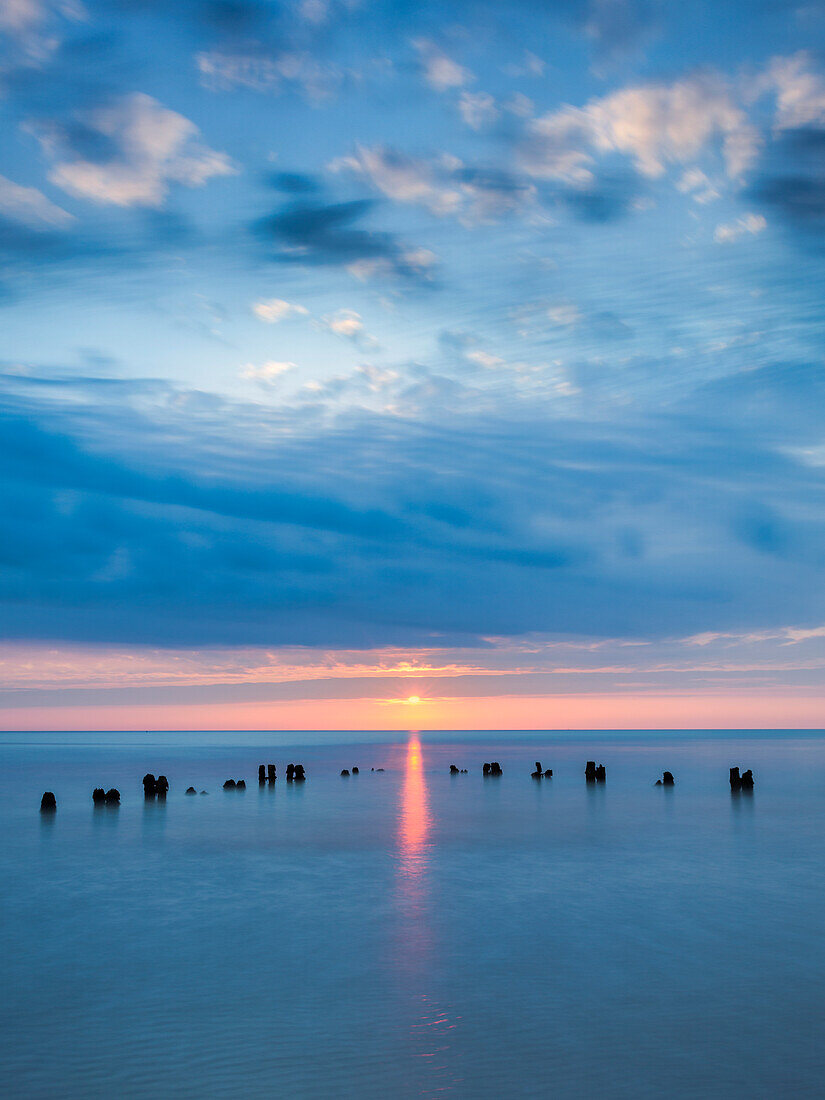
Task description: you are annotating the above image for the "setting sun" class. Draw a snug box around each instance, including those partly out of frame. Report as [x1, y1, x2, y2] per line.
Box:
[406, 696, 421, 705]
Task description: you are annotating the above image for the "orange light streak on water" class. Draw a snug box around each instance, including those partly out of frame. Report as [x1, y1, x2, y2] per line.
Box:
[394, 733, 433, 959]
[395, 735, 463, 1089]
[398, 733, 432, 875]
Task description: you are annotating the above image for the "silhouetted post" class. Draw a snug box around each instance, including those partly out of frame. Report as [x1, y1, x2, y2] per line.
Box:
[450, 764, 459, 774]
[267, 764, 276, 783]
[490, 762, 502, 776]
[663, 771, 674, 786]
[156, 775, 169, 798]
[258, 764, 266, 784]
[341, 769, 350, 776]
[104, 788, 120, 804]
[223, 779, 236, 789]
[286, 764, 295, 782]
[741, 769, 754, 790]
[143, 773, 157, 798]
[585, 761, 597, 782]
[93, 788, 106, 803]
[483, 762, 491, 775]
[352, 766, 359, 774]
[730, 767, 741, 790]
[595, 765, 606, 783]
[40, 792, 56, 811]
[294, 764, 306, 781]
[186, 787, 196, 794]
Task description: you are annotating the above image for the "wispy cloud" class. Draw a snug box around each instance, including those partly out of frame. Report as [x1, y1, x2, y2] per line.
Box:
[714, 212, 767, 242]
[252, 298, 309, 322]
[254, 192, 439, 280]
[413, 39, 473, 92]
[27, 93, 236, 207]
[240, 360, 296, 383]
[0, 173, 73, 226]
[332, 145, 537, 224]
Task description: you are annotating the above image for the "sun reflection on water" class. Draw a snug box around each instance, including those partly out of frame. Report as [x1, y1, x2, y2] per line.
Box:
[398, 733, 432, 879]
[394, 735, 463, 1093]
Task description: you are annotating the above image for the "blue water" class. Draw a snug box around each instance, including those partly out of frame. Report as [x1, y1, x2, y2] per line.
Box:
[1, 729, 824, 1098]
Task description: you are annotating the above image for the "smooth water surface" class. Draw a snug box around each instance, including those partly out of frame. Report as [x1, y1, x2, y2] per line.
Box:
[1, 729, 824, 1098]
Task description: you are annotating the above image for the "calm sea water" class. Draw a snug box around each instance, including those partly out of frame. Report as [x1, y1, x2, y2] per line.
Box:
[1, 729, 824, 1099]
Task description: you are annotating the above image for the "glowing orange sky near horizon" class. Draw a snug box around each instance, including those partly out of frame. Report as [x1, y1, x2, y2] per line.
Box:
[2, 631, 825, 731]
[3, 692, 825, 731]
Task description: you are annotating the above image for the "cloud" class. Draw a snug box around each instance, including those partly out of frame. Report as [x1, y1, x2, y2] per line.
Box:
[413, 39, 473, 92]
[520, 109, 595, 185]
[714, 212, 767, 243]
[252, 298, 309, 322]
[321, 308, 363, 337]
[522, 72, 760, 185]
[454, 165, 539, 221]
[503, 92, 534, 119]
[2, 347, 825, 650]
[458, 91, 499, 131]
[0, 0, 88, 77]
[28, 93, 236, 207]
[196, 49, 341, 101]
[332, 145, 537, 224]
[0, 173, 73, 227]
[297, 0, 329, 25]
[547, 302, 582, 326]
[196, 50, 281, 92]
[252, 299, 375, 344]
[254, 194, 437, 279]
[760, 51, 825, 131]
[330, 146, 462, 216]
[241, 360, 296, 382]
[318, 308, 379, 349]
[14, 620, 825, 709]
[547, 169, 643, 222]
[0, 0, 45, 33]
[746, 56, 825, 237]
[3, 0, 825, 662]
[751, 128, 825, 232]
[465, 349, 505, 369]
[0, 0, 82, 49]
[501, 50, 545, 79]
[677, 167, 719, 203]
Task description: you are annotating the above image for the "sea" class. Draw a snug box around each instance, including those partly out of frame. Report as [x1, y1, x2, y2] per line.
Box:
[1, 729, 824, 1099]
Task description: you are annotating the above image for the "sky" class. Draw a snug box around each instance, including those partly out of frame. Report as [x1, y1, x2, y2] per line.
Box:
[3, 0, 825, 730]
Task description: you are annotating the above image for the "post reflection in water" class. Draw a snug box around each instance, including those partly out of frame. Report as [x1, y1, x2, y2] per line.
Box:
[394, 734, 462, 1093]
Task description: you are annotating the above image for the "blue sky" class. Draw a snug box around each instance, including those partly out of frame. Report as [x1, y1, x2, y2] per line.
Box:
[3, 0, 825, 727]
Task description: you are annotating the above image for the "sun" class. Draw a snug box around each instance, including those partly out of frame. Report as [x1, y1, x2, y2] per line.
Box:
[406, 695, 421, 705]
